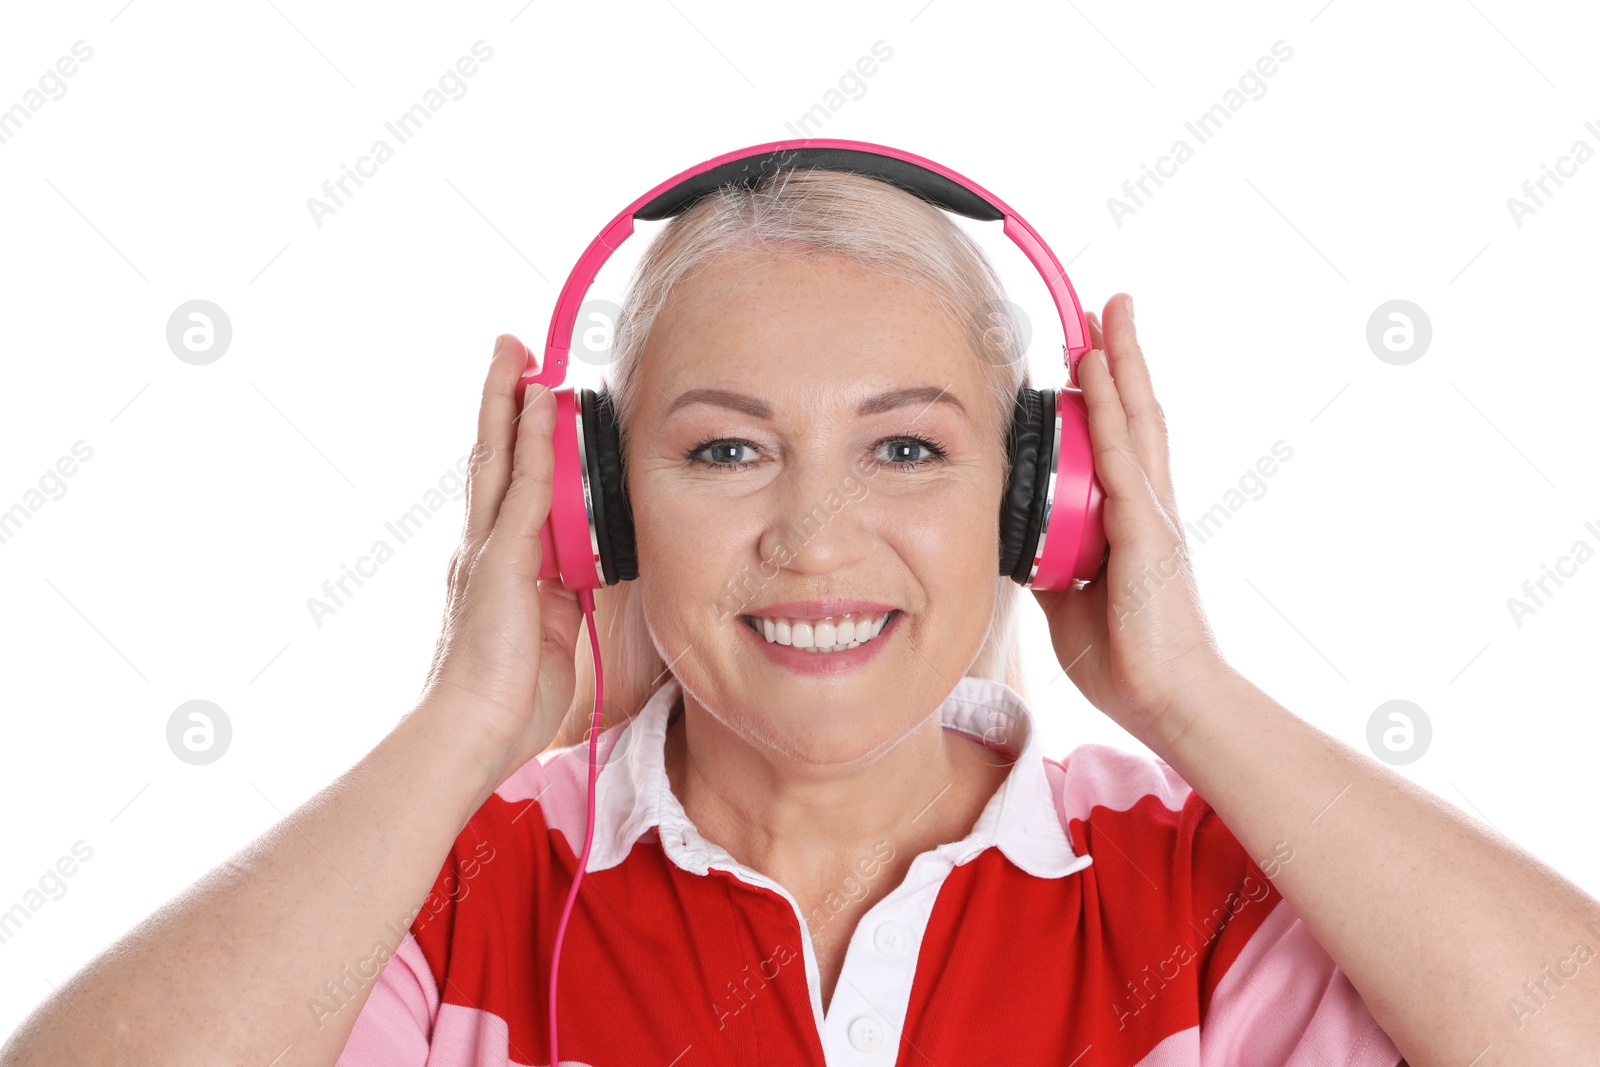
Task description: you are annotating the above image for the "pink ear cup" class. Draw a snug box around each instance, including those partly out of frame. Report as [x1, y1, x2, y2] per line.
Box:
[517, 378, 606, 593]
[1031, 390, 1109, 589]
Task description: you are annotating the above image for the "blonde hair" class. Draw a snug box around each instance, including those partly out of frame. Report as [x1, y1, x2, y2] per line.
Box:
[549, 167, 1034, 750]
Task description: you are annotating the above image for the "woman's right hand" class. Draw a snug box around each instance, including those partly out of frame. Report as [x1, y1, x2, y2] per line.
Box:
[417, 333, 587, 790]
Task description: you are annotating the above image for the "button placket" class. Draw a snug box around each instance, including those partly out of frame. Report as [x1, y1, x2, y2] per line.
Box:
[819, 893, 927, 1064]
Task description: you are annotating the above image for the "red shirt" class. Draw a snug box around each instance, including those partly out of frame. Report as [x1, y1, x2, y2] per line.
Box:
[334, 675, 1404, 1066]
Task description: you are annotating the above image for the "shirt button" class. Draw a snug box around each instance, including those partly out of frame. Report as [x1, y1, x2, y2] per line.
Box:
[873, 921, 908, 958]
[847, 1015, 885, 1051]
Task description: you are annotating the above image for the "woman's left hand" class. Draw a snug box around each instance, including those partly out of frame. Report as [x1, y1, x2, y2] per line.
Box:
[1031, 293, 1229, 748]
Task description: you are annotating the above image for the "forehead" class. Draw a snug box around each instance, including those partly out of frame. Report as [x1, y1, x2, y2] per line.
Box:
[638, 249, 992, 415]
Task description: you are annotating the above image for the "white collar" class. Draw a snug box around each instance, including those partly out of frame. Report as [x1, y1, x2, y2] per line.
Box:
[571, 675, 1092, 881]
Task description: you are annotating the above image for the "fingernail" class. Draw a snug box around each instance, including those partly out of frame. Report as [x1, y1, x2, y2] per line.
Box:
[494, 335, 511, 361]
[1125, 295, 1135, 324]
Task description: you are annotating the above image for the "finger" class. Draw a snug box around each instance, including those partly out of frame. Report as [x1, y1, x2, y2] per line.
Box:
[1069, 311, 1105, 390]
[497, 378, 559, 546]
[1102, 294, 1179, 520]
[464, 334, 534, 547]
[1075, 345, 1152, 509]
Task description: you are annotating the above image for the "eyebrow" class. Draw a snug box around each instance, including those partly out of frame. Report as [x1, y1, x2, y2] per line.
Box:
[666, 385, 968, 421]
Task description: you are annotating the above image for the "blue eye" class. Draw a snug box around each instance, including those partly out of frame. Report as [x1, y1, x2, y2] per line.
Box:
[876, 438, 946, 467]
[689, 439, 757, 468]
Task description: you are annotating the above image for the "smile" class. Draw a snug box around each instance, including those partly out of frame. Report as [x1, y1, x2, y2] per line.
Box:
[736, 610, 903, 673]
[739, 609, 895, 652]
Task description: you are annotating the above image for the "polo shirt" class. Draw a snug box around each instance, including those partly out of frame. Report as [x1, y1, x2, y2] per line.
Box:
[334, 674, 1405, 1067]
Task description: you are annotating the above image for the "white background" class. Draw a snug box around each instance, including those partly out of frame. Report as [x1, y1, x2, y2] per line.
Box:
[2, 0, 1597, 1039]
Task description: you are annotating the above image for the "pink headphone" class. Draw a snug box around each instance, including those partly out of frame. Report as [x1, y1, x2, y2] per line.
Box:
[515, 137, 1108, 595]
[516, 139, 1108, 1066]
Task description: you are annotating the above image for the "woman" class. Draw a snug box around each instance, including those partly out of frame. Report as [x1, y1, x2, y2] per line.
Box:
[5, 168, 1597, 1067]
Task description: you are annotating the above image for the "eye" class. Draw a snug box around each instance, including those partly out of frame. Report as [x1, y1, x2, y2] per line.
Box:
[874, 436, 948, 470]
[686, 438, 760, 471]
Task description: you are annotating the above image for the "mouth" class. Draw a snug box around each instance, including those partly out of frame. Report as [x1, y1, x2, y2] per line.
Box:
[737, 609, 902, 654]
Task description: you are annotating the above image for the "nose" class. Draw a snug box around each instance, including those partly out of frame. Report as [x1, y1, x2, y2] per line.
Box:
[757, 453, 873, 577]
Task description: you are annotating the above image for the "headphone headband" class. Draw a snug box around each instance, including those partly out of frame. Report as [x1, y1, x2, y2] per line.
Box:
[632, 146, 1004, 222]
[526, 138, 1092, 392]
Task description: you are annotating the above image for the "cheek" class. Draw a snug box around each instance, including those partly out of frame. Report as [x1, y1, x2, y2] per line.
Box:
[881, 471, 1003, 564]
[631, 472, 758, 598]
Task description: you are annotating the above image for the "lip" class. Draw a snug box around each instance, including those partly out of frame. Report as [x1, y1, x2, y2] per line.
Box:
[737, 599, 898, 621]
[738, 609, 902, 675]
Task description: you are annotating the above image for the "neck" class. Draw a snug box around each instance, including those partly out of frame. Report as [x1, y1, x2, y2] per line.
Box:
[662, 690, 1012, 892]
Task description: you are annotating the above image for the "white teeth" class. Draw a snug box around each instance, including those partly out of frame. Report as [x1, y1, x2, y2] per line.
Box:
[747, 610, 893, 653]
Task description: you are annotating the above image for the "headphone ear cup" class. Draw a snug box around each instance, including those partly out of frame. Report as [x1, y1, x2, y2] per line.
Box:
[999, 387, 1056, 583]
[582, 387, 638, 583]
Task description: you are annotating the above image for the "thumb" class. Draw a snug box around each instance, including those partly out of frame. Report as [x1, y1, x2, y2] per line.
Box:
[540, 580, 585, 654]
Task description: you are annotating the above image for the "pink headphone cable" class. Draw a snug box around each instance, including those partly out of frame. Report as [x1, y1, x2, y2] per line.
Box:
[548, 586, 602, 1067]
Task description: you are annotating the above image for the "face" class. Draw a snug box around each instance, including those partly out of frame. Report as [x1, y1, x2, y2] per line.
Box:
[627, 248, 1008, 767]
